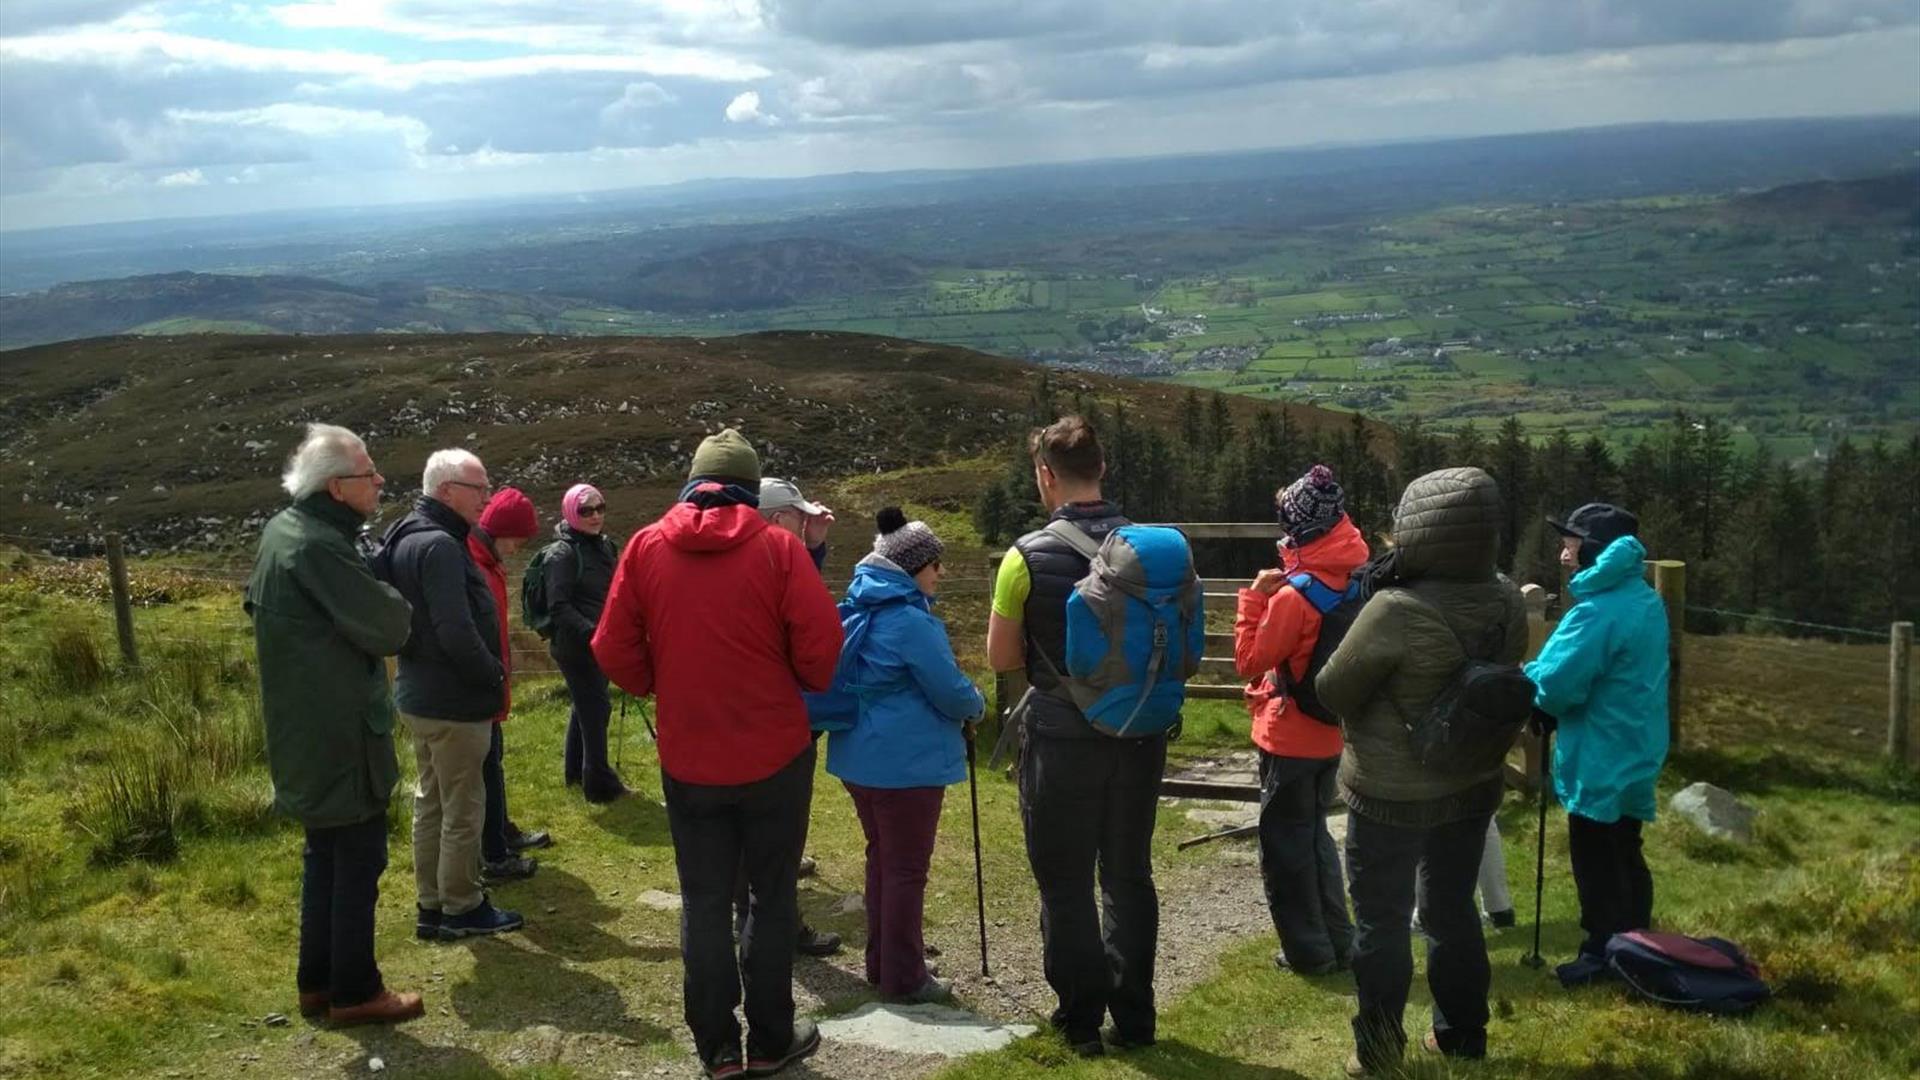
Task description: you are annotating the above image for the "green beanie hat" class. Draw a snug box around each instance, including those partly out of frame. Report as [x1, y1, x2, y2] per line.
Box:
[687, 428, 761, 486]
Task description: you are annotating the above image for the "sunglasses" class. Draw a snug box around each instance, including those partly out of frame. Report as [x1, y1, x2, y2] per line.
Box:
[578, 504, 607, 516]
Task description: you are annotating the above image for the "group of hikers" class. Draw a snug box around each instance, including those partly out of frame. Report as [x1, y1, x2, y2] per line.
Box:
[245, 412, 1670, 1078]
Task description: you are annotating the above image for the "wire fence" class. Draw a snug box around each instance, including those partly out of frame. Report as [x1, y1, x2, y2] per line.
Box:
[4, 533, 1912, 766]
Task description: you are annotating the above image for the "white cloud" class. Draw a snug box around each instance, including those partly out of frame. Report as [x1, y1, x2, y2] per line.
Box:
[155, 167, 206, 186]
[170, 102, 432, 153]
[724, 89, 777, 124]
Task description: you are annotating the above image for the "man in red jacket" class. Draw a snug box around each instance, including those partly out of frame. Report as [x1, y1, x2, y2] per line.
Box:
[592, 429, 842, 1080]
[1235, 465, 1366, 977]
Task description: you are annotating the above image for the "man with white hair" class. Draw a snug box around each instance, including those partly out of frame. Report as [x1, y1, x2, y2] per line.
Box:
[246, 423, 423, 1027]
[372, 448, 521, 941]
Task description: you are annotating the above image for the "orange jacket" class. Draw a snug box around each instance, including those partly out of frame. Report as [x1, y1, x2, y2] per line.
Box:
[1233, 515, 1369, 759]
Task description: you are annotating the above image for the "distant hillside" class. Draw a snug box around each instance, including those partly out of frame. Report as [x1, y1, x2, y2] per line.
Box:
[0, 272, 576, 349]
[1727, 170, 1920, 224]
[0, 331, 1369, 552]
[625, 237, 921, 312]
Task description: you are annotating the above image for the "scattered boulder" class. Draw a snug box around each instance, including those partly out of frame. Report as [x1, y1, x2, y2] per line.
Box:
[1670, 782, 1756, 844]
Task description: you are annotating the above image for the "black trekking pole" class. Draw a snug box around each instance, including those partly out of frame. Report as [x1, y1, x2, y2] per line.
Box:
[1524, 717, 1555, 970]
[966, 723, 989, 978]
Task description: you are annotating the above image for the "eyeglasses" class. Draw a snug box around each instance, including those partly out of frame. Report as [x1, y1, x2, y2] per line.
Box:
[447, 480, 491, 495]
[336, 471, 380, 482]
[578, 504, 607, 516]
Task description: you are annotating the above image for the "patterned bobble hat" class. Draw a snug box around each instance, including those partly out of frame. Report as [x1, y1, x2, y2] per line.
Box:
[872, 506, 944, 576]
[1276, 464, 1347, 544]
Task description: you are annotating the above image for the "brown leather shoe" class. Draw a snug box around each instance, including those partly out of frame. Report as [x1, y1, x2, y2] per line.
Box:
[297, 991, 329, 1018]
[327, 989, 425, 1028]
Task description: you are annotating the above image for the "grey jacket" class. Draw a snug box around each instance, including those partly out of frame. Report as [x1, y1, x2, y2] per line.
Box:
[1316, 467, 1527, 827]
[373, 496, 506, 722]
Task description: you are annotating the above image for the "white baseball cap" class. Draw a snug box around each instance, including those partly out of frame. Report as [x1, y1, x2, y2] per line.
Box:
[759, 477, 825, 516]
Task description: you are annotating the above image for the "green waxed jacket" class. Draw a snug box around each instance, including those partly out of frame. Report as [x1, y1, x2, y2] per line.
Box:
[1316, 467, 1528, 827]
[245, 493, 413, 829]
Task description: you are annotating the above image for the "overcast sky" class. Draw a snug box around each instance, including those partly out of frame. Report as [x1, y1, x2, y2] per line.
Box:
[2, 1, 1917, 231]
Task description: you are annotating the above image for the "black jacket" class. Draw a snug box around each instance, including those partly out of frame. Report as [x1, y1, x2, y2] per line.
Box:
[545, 522, 618, 658]
[1012, 500, 1130, 739]
[374, 497, 505, 722]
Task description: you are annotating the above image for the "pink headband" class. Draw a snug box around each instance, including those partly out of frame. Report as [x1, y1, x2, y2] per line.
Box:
[562, 483, 603, 531]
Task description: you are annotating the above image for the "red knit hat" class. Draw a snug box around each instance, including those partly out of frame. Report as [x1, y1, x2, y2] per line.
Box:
[479, 486, 538, 539]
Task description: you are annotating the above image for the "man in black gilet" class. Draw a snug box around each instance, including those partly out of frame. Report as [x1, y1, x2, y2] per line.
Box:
[986, 415, 1165, 1057]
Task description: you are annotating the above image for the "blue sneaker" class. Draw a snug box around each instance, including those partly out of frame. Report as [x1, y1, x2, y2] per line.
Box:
[439, 899, 524, 940]
[415, 906, 442, 941]
[1556, 952, 1610, 987]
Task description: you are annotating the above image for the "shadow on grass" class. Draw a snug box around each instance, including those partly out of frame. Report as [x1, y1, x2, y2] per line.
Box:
[1129, 1037, 1311, 1079]
[450, 932, 674, 1044]
[338, 1025, 505, 1079]
[584, 790, 671, 846]
[507, 866, 678, 964]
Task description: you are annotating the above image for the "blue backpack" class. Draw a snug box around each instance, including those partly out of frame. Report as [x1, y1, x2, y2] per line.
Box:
[1038, 521, 1204, 738]
[1605, 931, 1771, 1015]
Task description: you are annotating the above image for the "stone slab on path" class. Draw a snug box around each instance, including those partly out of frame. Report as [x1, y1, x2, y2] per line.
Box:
[816, 1003, 1037, 1057]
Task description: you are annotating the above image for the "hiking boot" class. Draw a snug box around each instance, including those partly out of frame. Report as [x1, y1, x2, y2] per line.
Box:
[796, 855, 817, 878]
[795, 924, 841, 957]
[482, 855, 538, 883]
[327, 989, 424, 1028]
[886, 976, 952, 1004]
[1556, 952, 1610, 988]
[297, 991, 330, 1018]
[415, 906, 442, 941]
[702, 1051, 746, 1080]
[1486, 908, 1517, 929]
[439, 899, 524, 940]
[505, 825, 551, 852]
[583, 778, 631, 804]
[1273, 949, 1340, 977]
[745, 1019, 820, 1077]
[1069, 1035, 1105, 1058]
[1101, 1025, 1155, 1052]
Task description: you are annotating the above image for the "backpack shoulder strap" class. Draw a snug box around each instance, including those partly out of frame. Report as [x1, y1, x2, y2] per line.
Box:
[1043, 518, 1105, 563]
[1287, 572, 1346, 614]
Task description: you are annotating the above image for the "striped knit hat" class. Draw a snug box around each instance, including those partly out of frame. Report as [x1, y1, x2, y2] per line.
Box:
[1276, 464, 1346, 545]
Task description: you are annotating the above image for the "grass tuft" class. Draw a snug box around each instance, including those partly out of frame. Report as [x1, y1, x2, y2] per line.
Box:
[42, 622, 108, 693]
[72, 738, 182, 867]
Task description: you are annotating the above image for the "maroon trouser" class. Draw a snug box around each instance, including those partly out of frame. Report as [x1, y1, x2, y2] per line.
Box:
[844, 782, 945, 995]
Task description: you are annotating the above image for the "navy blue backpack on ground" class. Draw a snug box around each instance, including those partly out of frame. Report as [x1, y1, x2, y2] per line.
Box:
[1605, 930, 1771, 1015]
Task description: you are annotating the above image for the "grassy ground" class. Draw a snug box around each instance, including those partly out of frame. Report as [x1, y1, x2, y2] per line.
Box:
[2, 576, 1916, 1079]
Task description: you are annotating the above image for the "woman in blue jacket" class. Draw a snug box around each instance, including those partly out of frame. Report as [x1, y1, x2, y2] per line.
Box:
[1526, 503, 1670, 987]
[826, 508, 984, 1003]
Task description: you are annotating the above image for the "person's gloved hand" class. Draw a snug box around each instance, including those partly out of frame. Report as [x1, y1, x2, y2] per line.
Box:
[1529, 707, 1558, 738]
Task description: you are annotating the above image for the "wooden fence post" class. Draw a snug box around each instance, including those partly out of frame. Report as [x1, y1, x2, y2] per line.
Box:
[105, 532, 140, 670]
[1651, 560, 1686, 748]
[1891, 621, 1914, 766]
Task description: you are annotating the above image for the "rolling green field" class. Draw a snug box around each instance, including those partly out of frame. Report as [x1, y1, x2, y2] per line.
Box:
[587, 194, 1917, 456]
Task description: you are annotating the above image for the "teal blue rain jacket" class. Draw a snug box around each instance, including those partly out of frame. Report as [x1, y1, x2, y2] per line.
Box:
[825, 557, 985, 790]
[1526, 535, 1671, 823]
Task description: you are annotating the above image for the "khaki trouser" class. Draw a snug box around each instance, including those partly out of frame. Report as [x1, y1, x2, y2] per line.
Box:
[409, 714, 491, 917]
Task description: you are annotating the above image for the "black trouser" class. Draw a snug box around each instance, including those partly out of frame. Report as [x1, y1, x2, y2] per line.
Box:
[1257, 751, 1352, 970]
[554, 645, 619, 795]
[734, 731, 822, 935]
[663, 744, 815, 1065]
[1345, 810, 1493, 1069]
[482, 722, 510, 862]
[1567, 813, 1653, 958]
[1018, 732, 1166, 1042]
[296, 812, 389, 1009]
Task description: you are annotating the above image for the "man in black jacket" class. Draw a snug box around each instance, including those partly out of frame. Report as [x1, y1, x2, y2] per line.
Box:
[374, 448, 523, 941]
[986, 416, 1163, 1057]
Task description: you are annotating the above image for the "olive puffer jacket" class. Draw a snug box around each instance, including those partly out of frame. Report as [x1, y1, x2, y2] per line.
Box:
[1316, 467, 1528, 827]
